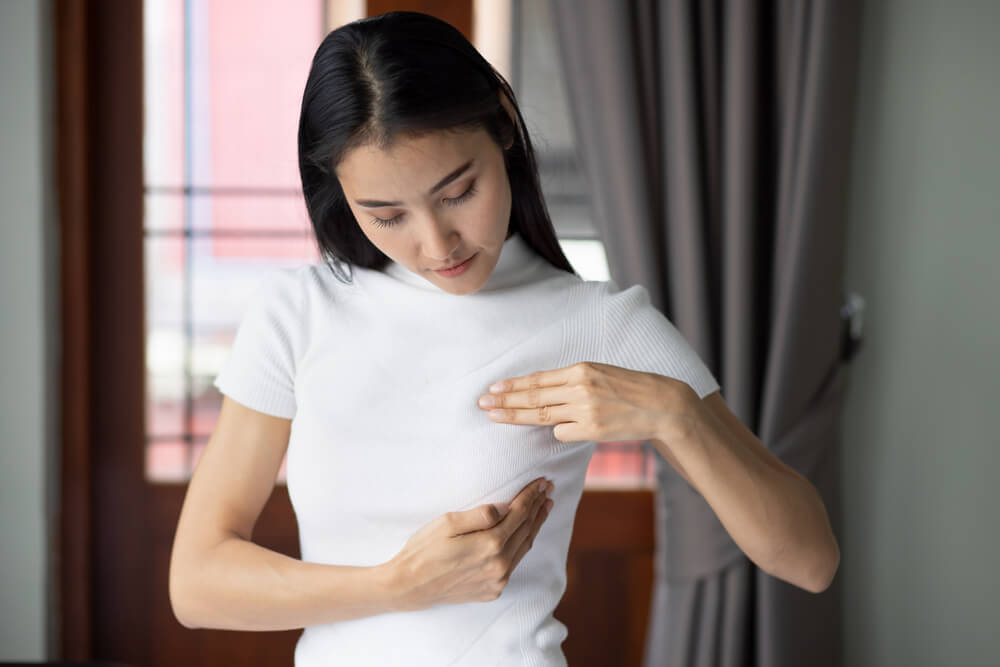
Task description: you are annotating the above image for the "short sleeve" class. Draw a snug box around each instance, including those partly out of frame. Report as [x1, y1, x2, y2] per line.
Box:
[213, 269, 302, 419]
[600, 280, 720, 399]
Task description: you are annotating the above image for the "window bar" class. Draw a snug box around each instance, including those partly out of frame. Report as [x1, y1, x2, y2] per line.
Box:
[144, 228, 313, 238]
[145, 185, 304, 196]
[182, 0, 195, 475]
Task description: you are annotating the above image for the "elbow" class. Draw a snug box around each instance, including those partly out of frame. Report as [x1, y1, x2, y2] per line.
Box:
[169, 560, 203, 630]
[764, 534, 840, 595]
[775, 480, 841, 594]
[174, 610, 200, 631]
[808, 538, 841, 594]
[797, 536, 840, 595]
[169, 580, 198, 629]
[172, 605, 201, 631]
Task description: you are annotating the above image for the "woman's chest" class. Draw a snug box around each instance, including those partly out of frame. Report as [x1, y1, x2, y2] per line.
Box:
[286, 314, 587, 524]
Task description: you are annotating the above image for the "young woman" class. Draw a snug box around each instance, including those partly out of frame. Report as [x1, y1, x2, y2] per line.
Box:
[169, 11, 839, 666]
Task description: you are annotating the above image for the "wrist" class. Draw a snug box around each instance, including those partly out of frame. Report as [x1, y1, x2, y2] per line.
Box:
[654, 379, 704, 445]
[373, 558, 404, 613]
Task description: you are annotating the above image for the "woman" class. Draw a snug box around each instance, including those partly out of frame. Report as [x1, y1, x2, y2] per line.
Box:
[168, 10, 840, 666]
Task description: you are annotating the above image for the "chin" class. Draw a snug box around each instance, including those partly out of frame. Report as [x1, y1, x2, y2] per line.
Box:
[439, 280, 483, 296]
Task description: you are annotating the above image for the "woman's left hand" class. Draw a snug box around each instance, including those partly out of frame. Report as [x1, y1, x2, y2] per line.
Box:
[477, 361, 699, 444]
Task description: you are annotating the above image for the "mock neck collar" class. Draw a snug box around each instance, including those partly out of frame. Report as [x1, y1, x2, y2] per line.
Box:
[382, 231, 546, 293]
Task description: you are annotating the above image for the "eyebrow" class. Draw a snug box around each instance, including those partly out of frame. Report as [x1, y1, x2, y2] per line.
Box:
[354, 159, 475, 208]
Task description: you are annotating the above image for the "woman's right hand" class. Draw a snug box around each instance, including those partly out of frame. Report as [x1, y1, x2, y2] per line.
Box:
[385, 477, 555, 611]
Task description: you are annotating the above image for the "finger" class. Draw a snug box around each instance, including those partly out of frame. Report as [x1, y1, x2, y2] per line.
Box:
[514, 477, 549, 500]
[488, 366, 578, 395]
[447, 502, 510, 536]
[449, 478, 548, 538]
[483, 384, 572, 411]
[487, 402, 576, 426]
[506, 497, 552, 569]
[497, 481, 549, 543]
[489, 478, 549, 540]
[502, 485, 549, 549]
[510, 478, 549, 513]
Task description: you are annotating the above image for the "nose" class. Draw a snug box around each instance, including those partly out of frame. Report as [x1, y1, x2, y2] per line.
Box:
[419, 215, 462, 262]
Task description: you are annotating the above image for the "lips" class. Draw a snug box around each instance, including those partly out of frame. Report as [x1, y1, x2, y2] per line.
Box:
[434, 255, 472, 271]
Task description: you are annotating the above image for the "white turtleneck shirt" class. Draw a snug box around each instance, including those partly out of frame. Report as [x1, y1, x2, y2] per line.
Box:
[213, 231, 720, 666]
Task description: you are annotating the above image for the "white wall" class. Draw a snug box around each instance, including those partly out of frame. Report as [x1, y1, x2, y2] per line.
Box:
[0, 0, 57, 660]
[840, 1, 1000, 665]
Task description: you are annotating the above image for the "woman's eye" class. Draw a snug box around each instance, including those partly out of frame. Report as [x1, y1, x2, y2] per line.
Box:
[369, 182, 477, 228]
[371, 214, 402, 228]
[443, 182, 477, 207]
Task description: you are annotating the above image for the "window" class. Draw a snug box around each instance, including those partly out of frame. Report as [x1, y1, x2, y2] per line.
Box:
[143, 0, 333, 481]
[143, 0, 653, 488]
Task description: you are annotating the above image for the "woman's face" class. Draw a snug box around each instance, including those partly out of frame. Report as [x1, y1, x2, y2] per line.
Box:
[336, 125, 513, 295]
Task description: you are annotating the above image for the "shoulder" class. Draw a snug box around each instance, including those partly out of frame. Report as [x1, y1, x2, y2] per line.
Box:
[241, 266, 306, 317]
[253, 262, 360, 313]
[596, 278, 653, 306]
[575, 278, 659, 320]
[532, 272, 609, 316]
[536, 275, 645, 318]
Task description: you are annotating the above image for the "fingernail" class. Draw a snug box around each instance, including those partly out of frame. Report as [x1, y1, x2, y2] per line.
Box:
[537, 480, 547, 492]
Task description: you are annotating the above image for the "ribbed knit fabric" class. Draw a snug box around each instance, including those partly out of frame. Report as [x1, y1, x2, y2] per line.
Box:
[213, 231, 720, 666]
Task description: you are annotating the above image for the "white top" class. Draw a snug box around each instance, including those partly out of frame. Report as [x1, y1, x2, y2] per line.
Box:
[213, 231, 720, 666]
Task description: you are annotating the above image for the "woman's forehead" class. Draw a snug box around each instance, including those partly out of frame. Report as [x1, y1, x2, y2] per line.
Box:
[337, 128, 492, 190]
[350, 127, 487, 163]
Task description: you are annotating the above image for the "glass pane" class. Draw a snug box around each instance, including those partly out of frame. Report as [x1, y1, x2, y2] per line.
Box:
[197, 0, 323, 188]
[514, 0, 595, 240]
[145, 231, 186, 440]
[146, 440, 189, 483]
[144, 0, 324, 189]
[586, 442, 656, 488]
[558, 239, 610, 281]
[144, 187, 185, 233]
[187, 190, 317, 240]
[144, 0, 185, 188]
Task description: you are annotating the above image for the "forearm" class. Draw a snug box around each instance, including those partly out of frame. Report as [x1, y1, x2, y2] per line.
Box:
[650, 403, 838, 593]
[171, 536, 398, 631]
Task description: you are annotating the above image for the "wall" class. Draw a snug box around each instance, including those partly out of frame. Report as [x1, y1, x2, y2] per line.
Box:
[0, 0, 57, 660]
[840, 1, 1000, 665]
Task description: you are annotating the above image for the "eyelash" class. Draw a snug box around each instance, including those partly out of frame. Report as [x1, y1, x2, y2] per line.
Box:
[370, 183, 479, 228]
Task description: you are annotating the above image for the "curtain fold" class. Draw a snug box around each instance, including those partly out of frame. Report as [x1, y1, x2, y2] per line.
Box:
[550, 1, 862, 665]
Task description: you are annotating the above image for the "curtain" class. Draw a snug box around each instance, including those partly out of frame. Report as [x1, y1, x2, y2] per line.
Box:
[550, 1, 862, 665]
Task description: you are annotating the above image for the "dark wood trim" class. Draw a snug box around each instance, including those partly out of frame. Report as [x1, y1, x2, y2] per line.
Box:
[56, 0, 146, 659]
[87, 0, 147, 660]
[561, 489, 655, 667]
[56, 0, 93, 658]
[366, 0, 474, 41]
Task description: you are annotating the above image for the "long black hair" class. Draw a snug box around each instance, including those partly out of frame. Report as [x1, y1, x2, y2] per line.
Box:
[297, 10, 578, 283]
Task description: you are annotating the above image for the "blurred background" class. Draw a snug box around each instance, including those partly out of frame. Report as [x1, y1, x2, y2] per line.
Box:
[1, 0, 997, 666]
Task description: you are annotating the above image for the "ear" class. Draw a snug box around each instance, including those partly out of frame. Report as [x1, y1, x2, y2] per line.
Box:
[498, 89, 519, 150]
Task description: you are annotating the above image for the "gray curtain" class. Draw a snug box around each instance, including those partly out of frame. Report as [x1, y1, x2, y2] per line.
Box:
[550, 1, 862, 665]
